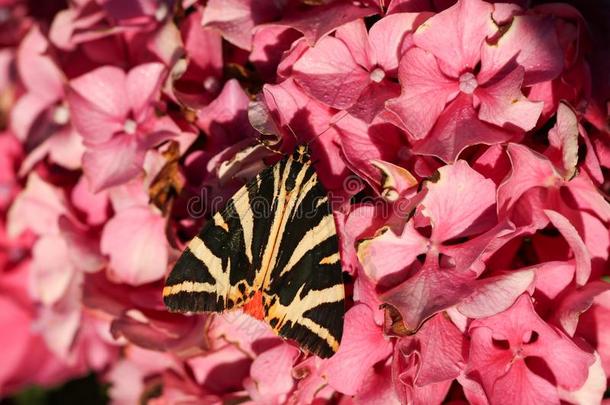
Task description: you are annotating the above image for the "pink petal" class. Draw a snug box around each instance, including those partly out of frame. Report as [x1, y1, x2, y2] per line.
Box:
[67, 66, 129, 144]
[392, 346, 453, 405]
[82, 133, 145, 192]
[457, 269, 535, 318]
[421, 160, 496, 242]
[17, 26, 64, 102]
[358, 221, 428, 283]
[197, 79, 257, 151]
[349, 80, 401, 123]
[244, 343, 299, 403]
[497, 143, 559, 215]
[30, 235, 75, 305]
[546, 102, 579, 179]
[370, 160, 419, 203]
[468, 294, 595, 400]
[100, 205, 168, 285]
[558, 352, 606, 405]
[202, 0, 279, 51]
[412, 0, 496, 77]
[550, 281, 610, 337]
[385, 47, 457, 140]
[7, 173, 67, 238]
[58, 216, 105, 274]
[381, 256, 477, 333]
[368, 12, 432, 73]
[397, 313, 465, 386]
[336, 114, 407, 186]
[9, 93, 50, 141]
[476, 65, 543, 131]
[324, 304, 393, 395]
[576, 292, 610, 377]
[413, 93, 515, 163]
[480, 15, 563, 86]
[71, 175, 110, 226]
[187, 345, 252, 392]
[544, 210, 591, 286]
[334, 19, 373, 70]
[250, 25, 301, 79]
[126, 62, 165, 122]
[356, 365, 401, 404]
[292, 36, 370, 110]
[278, 2, 376, 45]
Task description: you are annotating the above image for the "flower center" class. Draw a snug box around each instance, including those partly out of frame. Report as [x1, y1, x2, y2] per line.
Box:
[459, 72, 478, 94]
[369, 67, 385, 83]
[203, 76, 220, 93]
[124, 119, 137, 134]
[52, 104, 70, 125]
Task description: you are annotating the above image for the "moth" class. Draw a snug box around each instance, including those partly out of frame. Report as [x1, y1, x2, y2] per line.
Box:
[163, 145, 345, 358]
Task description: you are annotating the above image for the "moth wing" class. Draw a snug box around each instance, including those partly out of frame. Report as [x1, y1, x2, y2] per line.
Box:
[263, 167, 345, 358]
[163, 162, 279, 313]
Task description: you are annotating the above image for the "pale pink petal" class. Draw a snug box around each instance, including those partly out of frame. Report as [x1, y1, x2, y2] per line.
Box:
[420, 160, 496, 242]
[58, 216, 105, 274]
[278, 2, 376, 45]
[17, 26, 64, 102]
[358, 222, 428, 283]
[544, 210, 591, 286]
[457, 269, 535, 318]
[414, 93, 515, 162]
[46, 127, 86, 170]
[324, 304, 393, 395]
[82, 134, 145, 192]
[576, 292, 610, 377]
[534, 261, 576, 301]
[7, 172, 67, 237]
[476, 65, 544, 131]
[100, 206, 168, 285]
[558, 352, 606, 405]
[368, 12, 432, 73]
[413, 0, 496, 76]
[67, 66, 129, 144]
[292, 36, 370, 110]
[126, 62, 165, 122]
[202, 0, 279, 50]
[385, 47, 457, 140]
[244, 343, 299, 403]
[9, 93, 49, 142]
[30, 235, 75, 305]
[71, 175, 110, 226]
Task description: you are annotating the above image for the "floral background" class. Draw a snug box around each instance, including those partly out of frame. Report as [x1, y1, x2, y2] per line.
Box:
[1, 0, 609, 403]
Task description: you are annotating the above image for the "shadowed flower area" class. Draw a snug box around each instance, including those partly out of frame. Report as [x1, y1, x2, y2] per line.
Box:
[0, 0, 609, 404]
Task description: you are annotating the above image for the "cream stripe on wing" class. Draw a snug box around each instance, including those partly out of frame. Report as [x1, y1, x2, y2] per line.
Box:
[279, 213, 336, 277]
[236, 189, 254, 264]
[189, 236, 229, 292]
[163, 280, 217, 296]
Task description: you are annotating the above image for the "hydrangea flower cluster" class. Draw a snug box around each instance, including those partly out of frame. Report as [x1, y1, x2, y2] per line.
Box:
[1, 0, 609, 403]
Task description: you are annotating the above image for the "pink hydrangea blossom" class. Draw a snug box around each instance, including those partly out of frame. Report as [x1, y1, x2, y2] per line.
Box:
[1, 0, 609, 403]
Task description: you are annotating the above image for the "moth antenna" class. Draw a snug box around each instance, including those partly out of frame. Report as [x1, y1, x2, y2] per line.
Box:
[254, 137, 284, 156]
[262, 87, 299, 144]
[306, 110, 350, 148]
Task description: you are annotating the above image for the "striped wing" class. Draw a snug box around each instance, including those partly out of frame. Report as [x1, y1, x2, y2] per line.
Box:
[163, 147, 345, 358]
